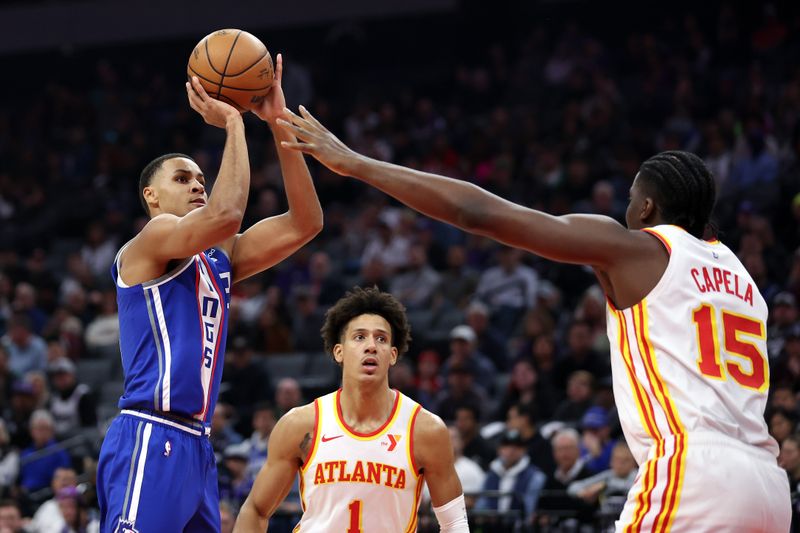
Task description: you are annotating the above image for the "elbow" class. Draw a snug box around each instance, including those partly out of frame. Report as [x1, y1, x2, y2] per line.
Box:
[215, 208, 245, 236]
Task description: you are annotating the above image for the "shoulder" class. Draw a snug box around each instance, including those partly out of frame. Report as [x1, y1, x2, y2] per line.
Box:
[412, 408, 450, 450]
[276, 401, 317, 435]
[270, 401, 318, 461]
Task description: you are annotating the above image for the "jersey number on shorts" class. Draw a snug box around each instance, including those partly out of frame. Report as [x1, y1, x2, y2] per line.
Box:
[692, 303, 767, 391]
[347, 499, 363, 533]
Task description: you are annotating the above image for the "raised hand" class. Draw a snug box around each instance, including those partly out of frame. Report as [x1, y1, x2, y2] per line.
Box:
[252, 53, 287, 125]
[186, 76, 242, 128]
[276, 106, 362, 176]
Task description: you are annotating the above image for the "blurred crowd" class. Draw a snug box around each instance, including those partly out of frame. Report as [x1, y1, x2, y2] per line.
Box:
[0, 1, 800, 531]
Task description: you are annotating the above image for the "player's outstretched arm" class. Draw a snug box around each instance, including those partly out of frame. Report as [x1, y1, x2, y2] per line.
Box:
[414, 410, 470, 532]
[278, 107, 639, 270]
[128, 77, 249, 265]
[234, 403, 315, 532]
[228, 53, 323, 283]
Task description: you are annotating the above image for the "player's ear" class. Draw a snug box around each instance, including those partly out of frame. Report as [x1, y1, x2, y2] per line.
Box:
[641, 197, 657, 223]
[333, 343, 344, 364]
[143, 186, 158, 210]
[390, 347, 398, 366]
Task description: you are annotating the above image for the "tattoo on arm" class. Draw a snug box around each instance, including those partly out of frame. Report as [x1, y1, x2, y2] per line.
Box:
[299, 432, 311, 459]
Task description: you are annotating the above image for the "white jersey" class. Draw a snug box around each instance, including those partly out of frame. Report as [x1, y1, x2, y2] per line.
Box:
[607, 224, 777, 467]
[294, 389, 424, 533]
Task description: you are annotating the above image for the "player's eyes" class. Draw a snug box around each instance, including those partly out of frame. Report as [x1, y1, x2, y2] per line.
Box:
[354, 334, 365, 341]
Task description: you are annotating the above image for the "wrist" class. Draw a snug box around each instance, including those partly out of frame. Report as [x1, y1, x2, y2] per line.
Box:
[224, 114, 244, 130]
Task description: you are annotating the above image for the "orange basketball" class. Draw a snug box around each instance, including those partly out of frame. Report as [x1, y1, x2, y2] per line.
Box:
[187, 29, 274, 113]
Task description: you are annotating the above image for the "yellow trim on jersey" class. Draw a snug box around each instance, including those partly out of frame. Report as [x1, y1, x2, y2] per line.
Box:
[403, 473, 425, 533]
[333, 390, 404, 441]
[615, 309, 661, 440]
[300, 399, 322, 475]
[661, 434, 688, 532]
[405, 404, 422, 480]
[634, 302, 686, 435]
[626, 438, 664, 533]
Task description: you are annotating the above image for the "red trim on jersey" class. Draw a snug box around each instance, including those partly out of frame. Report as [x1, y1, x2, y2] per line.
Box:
[408, 405, 422, 476]
[635, 304, 682, 435]
[302, 399, 320, 468]
[192, 258, 203, 417]
[641, 228, 672, 255]
[658, 435, 686, 532]
[198, 254, 226, 422]
[335, 388, 400, 438]
[618, 312, 662, 440]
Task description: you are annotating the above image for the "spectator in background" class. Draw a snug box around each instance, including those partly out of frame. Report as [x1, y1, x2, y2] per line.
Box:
[8, 381, 37, 448]
[455, 405, 495, 470]
[289, 286, 325, 353]
[2, 313, 46, 377]
[476, 429, 546, 528]
[274, 378, 303, 419]
[567, 441, 637, 525]
[219, 337, 273, 436]
[579, 406, 616, 473]
[220, 501, 236, 533]
[553, 320, 608, 389]
[769, 407, 798, 446]
[552, 370, 595, 426]
[12, 283, 47, 335]
[245, 402, 277, 482]
[572, 285, 609, 354]
[209, 403, 243, 462]
[307, 251, 345, 307]
[389, 244, 441, 310]
[28, 466, 77, 533]
[779, 435, 800, 533]
[80, 221, 117, 282]
[46, 358, 96, 439]
[413, 349, 442, 410]
[0, 346, 14, 413]
[768, 291, 798, 359]
[83, 290, 119, 355]
[448, 425, 485, 503]
[218, 443, 253, 513]
[388, 359, 419, 402]
[496, 358, 557, 423]
[19, 410, 71, 493]
[433, 364, 488, 423]
[0, 421, 18, 499]
[360, 218, 410, 274]
[474, 247, 539, 336]
[505, 402, 555, 476]
[441, 325, 495, 394]
[465, 301, 508, 371]
[436, 245, 480, 309]
[0, 500, 23, 533]
[537, 428, 594, 530]
[770, 382, 799, 414]
[773, 325, 800, 389]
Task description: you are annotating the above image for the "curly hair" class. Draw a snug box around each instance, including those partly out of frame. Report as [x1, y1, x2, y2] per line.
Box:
[321, 286, 411, 360]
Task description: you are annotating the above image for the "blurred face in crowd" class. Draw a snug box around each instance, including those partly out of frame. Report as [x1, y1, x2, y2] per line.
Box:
[448, 426, 464, 458]
[276, 378, 303, 411]
[143, 157, 207, 218]
[566, 372, 593, 403]
[769, 411, 795, 443]
[455, 407, 479, 439]
[388, 360, 414, 390]
[224, 457, 247, 479]
[610, 444, 636, 477]
[52, 467, 77, 491]
[771, 387, 797, 412]
[212, 404, 231, 433]
[252, 407, 277, 437]
[567, 322, 593, 355]
[511, 360, 537, 392]
[498, 443, 527, 469]
[446, 369, 473, 395]
[773, 304, 797, 326]
[780, 438, 800, 473]
[0, 503, 22, 532]
[553, 432, 581, 471]
[31, 417, 55, 447]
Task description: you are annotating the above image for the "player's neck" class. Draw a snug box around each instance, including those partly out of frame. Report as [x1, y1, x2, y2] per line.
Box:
[339, 382, 395, 427]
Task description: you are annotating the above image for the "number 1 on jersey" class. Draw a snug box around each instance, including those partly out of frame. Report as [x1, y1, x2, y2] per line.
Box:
[692, 303, 768, 391]
[347, 499, 363, 533]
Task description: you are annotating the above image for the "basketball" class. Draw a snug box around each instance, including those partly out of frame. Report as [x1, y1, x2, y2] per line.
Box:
[187, 29, 274, 112]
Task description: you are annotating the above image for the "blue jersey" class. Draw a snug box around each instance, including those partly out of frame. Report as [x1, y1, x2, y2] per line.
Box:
[111, 245, 232, 423]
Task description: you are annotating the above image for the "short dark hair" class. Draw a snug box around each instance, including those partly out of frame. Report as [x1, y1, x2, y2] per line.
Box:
[139, 153, 194, 216]
[511, 401, 537, 426]
[637, 150, 716, 238]
[321, 286, 411, 360]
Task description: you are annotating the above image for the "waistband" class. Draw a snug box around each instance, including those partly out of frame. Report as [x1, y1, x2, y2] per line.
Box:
[683, 431, 777, 462]
[120, 409, 210, 437]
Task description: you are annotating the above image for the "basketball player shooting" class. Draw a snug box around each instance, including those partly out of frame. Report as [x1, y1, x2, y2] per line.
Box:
[234, 287, 469, 532]
[277, 108, 791, 532]
[96, 55, 323, 532]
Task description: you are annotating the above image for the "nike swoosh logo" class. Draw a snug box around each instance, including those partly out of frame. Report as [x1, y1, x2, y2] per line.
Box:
[321, 434, 343, 442]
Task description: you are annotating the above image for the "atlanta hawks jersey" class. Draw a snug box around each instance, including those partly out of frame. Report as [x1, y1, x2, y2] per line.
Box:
[606, 224, 777, 466]
[111, 244, 231, 423]
[295, 389, 424, 533]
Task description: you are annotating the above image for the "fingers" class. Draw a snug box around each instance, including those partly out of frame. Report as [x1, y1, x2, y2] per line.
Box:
[190, 76, 210, 100]
[280, 140, 314, 153]
[298, 105, 324, 130]
[276, 117, 312, 140]
[275, 53, 283, 84]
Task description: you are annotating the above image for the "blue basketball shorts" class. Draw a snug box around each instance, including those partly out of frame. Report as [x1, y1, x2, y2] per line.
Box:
[97, 410, 219, 533]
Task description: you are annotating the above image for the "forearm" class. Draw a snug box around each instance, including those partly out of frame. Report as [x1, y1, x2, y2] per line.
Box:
[346, 156, 498, 234]
[232, 499, 268, 533]
[207, 116, 249, 220]
[271, 125, 322, 230]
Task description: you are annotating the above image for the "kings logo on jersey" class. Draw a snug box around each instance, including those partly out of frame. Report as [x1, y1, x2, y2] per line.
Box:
[196, 256, 224, 419]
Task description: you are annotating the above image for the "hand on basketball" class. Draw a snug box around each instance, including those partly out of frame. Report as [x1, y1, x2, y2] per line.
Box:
[252, 53, 287, 125]
[186, 76, 242, 128]
[277, 107, 361, 176]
